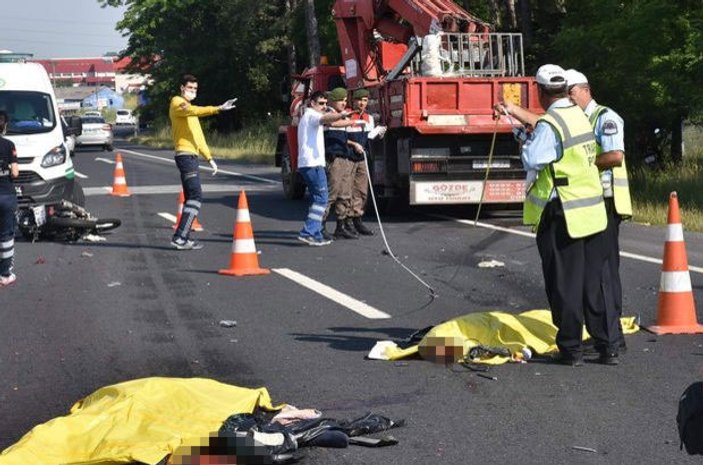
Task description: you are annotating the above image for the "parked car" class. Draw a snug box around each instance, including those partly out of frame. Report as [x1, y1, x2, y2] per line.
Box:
[115, 109, 136, 125]
[60, 115, 78, 157]
[76, 116, 113, 151]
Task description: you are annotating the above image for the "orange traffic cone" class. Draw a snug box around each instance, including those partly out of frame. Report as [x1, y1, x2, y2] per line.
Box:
[647, 192, 703, 334]
[111, 153, 131, 197]
[218, 191, 270, 276]
[172, 191, 204, 231]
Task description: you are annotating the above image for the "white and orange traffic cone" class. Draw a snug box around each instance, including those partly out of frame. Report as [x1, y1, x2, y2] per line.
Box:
[218, 190, 270, 277]
[172, 191, 204, 231]
[111, 153, 131, 197]
[647, 192, 703, 335]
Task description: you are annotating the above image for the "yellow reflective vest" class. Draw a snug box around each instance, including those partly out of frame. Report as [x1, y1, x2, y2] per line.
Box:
[523, 105, 607, 238]
[589, 105, 633, 218]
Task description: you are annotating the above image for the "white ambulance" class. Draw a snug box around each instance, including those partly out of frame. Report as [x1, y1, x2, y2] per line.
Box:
[0, 54, 84, 212]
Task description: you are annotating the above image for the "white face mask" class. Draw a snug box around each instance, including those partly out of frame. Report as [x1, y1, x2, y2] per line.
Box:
[183, 90, 197, 101]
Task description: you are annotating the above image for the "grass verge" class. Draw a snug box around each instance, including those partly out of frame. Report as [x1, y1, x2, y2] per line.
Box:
[630, 125, 703, 231]
[131, 118, 280, 165]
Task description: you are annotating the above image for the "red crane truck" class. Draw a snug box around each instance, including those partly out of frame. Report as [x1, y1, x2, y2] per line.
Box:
[276, 0, 542, 209]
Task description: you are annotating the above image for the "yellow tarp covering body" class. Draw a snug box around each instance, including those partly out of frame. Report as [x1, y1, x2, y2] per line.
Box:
[383, 309, 639, 364]
[0, 377, 281, 465]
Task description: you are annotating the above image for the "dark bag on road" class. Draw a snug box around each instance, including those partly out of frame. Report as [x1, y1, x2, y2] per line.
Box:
[677, 381, 703, 454]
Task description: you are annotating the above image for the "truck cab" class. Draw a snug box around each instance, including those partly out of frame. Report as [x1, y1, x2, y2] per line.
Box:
[0, 59, 83, 207]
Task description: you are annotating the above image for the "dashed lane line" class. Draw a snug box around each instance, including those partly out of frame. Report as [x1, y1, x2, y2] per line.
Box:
[83, 183, 280, 196]
[118, 148, 280, 184]
[95, 157, 115, 164]
[432, 214, 703, 275]
[74, 171, 88, 179]
[158, 212, 178, 223]
[273, 268, 392, 320]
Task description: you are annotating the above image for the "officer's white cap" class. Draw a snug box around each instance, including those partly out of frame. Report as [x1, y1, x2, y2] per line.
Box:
[535, 64, 567, 87]
[565, 69, 589, 87]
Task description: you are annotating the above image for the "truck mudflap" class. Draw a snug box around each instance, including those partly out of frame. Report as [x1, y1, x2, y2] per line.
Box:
[14, 174, 76, 207]
[410, 179, 525, 205]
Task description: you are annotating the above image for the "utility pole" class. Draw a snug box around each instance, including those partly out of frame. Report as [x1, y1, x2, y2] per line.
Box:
[304, 0, 320, 67]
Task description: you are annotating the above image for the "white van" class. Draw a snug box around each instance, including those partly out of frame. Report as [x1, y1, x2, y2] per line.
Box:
[115, 108, 136, 125]
[0, 60, 84, 207]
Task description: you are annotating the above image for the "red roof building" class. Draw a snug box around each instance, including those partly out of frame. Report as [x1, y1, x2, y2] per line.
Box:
[33, 57, 118, 87]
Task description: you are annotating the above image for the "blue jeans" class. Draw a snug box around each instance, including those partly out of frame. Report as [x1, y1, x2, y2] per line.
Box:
[173, 154, 202, 242]
[299, 166, 328, 241]
[0, 193, 17, 276]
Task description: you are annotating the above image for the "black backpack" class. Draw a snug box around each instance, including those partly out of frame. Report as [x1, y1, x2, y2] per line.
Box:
[677, 381, 703, 454]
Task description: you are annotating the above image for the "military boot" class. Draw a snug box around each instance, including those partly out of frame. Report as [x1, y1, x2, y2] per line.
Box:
[352, 217, 374, 236]
[321, 222, 334, 241]
[334, 220, 357, 239]
[344, 218, 360, 238]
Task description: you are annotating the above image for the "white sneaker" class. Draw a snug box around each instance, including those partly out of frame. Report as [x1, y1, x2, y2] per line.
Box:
[170, 239, 204, 250]
[0, 273, 16, 287]
[297, 236, 332, 247]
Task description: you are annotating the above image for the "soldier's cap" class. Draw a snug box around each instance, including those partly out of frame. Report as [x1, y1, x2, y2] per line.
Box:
[352, 88, 369, 99]
[565, 69, 589, 87]
[327, 87, 348, 102]
[535, 64, 567, 88]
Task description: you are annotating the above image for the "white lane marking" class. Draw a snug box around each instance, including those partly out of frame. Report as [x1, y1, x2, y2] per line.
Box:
[95, 157, 115, 164]
[118, 148, 280, 184]
[158, 212, 178, 223]
[74, 171, 88, 179]
[432, 214, 703, 275]
[273, 268, 391, 320]
[84, 183, 279, 196]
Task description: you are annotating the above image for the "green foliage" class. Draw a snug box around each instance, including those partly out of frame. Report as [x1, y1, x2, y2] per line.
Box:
[554, 0, 703, 161]
[99, 0, 290, 130]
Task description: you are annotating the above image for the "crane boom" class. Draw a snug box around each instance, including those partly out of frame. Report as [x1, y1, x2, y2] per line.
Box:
[333, 0, 491, 88]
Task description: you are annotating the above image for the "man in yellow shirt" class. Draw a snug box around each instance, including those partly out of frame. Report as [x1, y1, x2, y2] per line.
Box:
[169, 74, 236, 250]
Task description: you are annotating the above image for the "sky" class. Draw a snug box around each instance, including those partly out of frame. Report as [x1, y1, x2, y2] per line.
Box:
[0, 0, 129, 59]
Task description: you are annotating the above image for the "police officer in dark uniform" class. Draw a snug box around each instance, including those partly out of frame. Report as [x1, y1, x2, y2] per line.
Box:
[0, 111, 19, 287]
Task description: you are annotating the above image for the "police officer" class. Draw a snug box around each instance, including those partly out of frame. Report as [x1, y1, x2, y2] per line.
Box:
[323, 87, 363, 240]
[565, 69, 632, 351]
[0, 111, 18, 287]
[495, 64, 620, 366]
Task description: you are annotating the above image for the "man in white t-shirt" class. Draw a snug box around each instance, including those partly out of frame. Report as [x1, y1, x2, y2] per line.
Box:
[297, 90, 352, 246]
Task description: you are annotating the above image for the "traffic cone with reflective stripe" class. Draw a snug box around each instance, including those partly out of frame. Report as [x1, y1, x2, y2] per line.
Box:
[173, 191, 204, 231]
[111, 153, 131, 197]
[218, 190, 270, 276]
[647, 192, 703, 334]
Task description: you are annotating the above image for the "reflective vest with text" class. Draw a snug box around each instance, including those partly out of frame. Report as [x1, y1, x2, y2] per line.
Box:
[523, 105, 607, 238]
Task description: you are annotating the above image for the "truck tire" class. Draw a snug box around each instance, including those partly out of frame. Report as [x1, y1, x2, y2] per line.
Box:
[281, 143, 306, 200]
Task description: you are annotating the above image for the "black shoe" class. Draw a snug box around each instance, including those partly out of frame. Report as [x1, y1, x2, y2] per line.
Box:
[352, 217, 374, 236]
[344, 218, 360, 238]
[598, 351, 619, 366]
[334, 220, 357, 239]
[552, 352, 584, 367]
[321, 224, 334, 241]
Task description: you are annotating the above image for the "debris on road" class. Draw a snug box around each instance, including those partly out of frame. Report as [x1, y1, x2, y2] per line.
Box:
[571, 445, 598, 453]
[83, 234, 107, 242]
[219, 320, 237, 328]
[477, 259, 505, 268]
[34, 256, 46, 265]
[107, 282, 122, 288]
[81, 251, 94, 258]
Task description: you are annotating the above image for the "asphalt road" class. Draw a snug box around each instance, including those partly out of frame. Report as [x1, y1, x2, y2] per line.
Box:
[1, 131, 702, 464]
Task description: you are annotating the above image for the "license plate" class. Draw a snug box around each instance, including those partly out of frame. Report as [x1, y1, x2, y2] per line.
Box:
[32, 206, 46, 227]
[14, 185, 22, 196]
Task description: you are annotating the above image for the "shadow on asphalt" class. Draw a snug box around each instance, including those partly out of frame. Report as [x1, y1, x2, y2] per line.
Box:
[290, 325, 422, 353]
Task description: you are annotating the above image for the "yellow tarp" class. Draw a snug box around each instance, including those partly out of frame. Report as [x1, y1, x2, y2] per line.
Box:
[0, 377, 283, 465]
[382, 309, 639, 364]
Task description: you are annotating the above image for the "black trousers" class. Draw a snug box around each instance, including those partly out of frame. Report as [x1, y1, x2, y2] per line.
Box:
[536, 200, 620, 356]
[603, 197, 625, 343]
